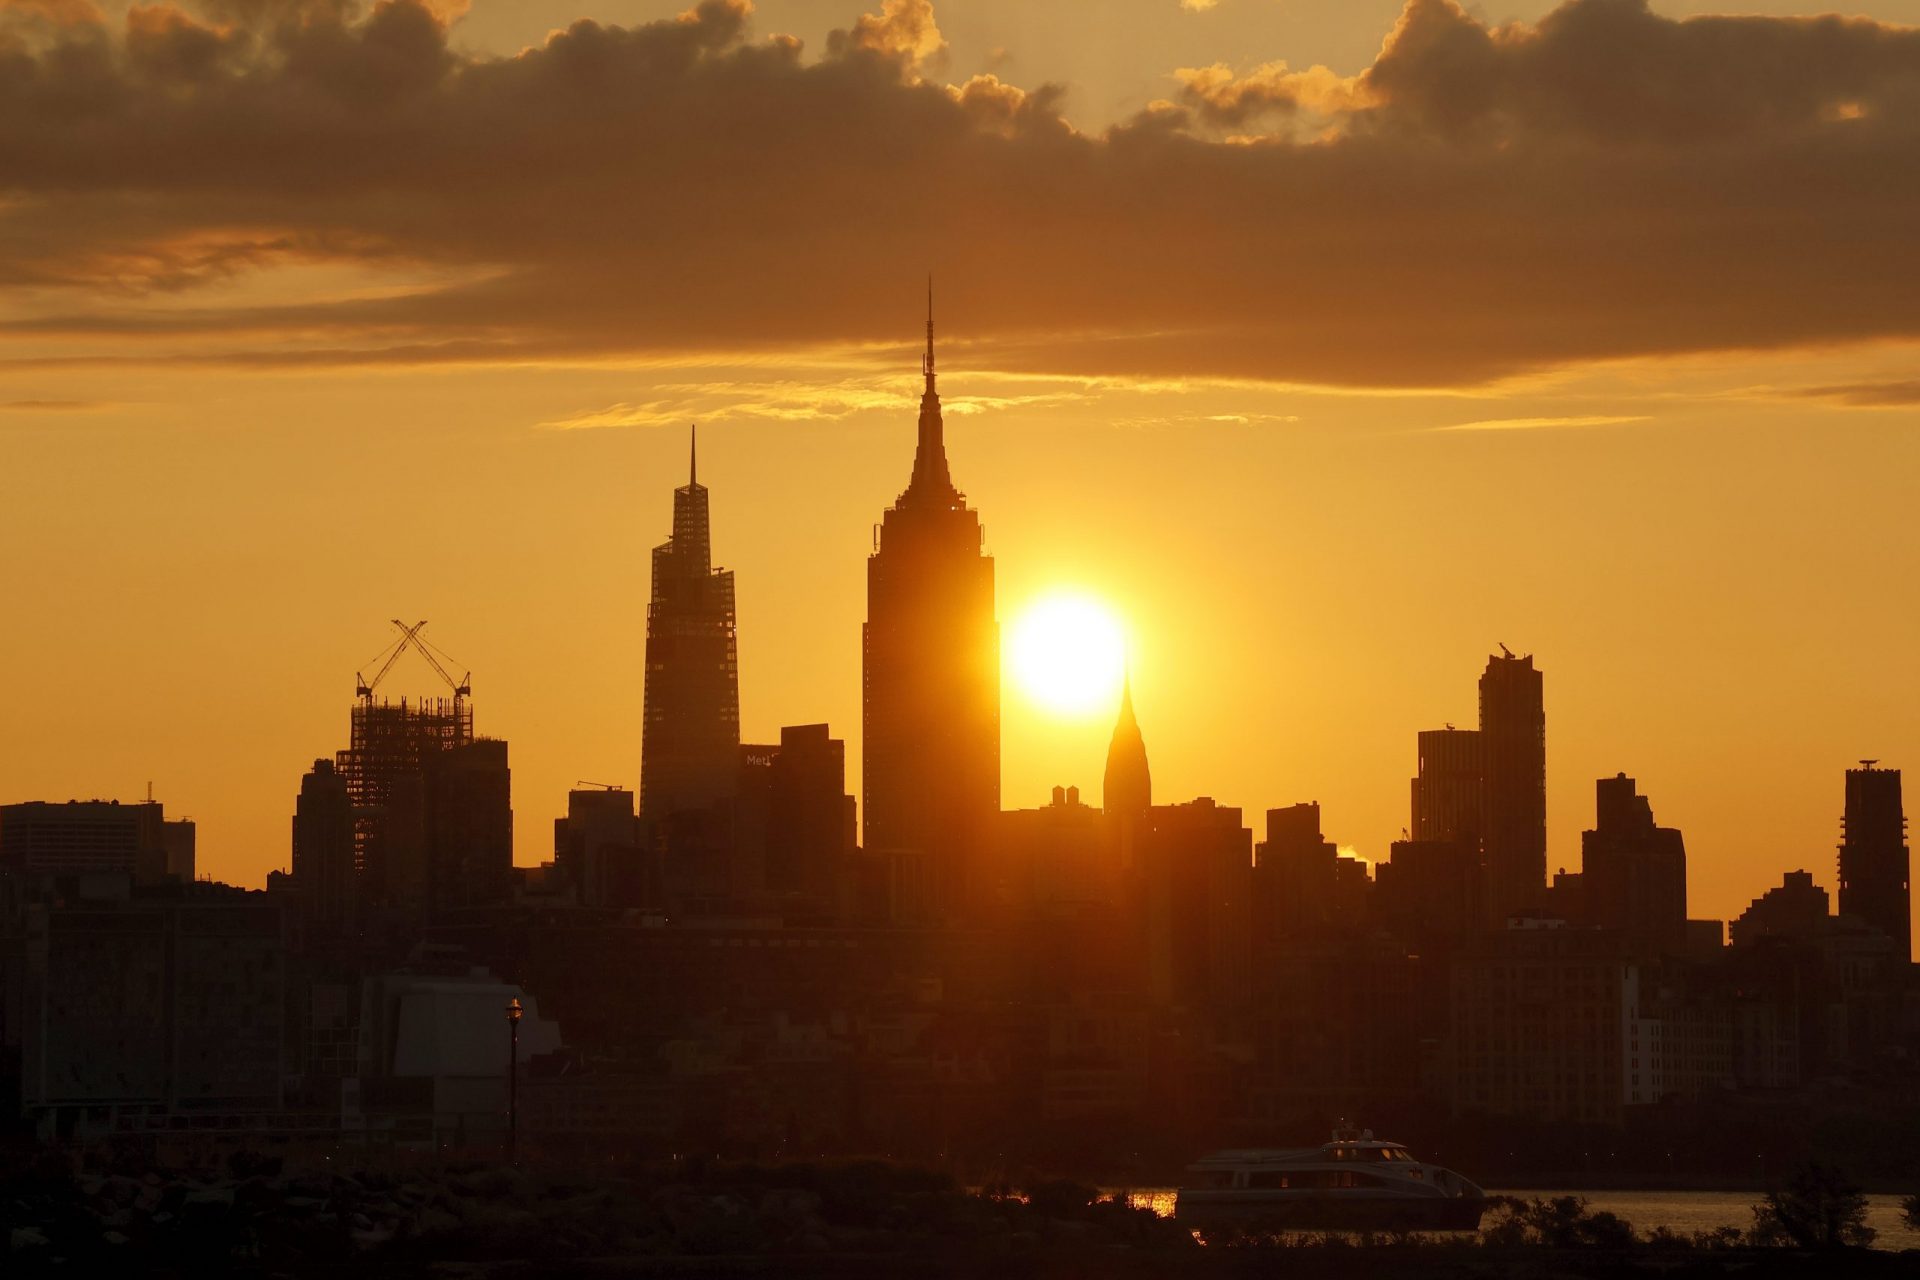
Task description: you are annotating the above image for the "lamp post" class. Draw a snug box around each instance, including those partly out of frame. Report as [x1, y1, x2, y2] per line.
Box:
[506, 996, 523, 1164]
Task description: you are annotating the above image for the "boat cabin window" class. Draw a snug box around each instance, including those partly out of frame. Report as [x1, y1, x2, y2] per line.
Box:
[1192, 1170, 1238, 1189]
[1254, 1169, 1387, 1190]
[1330, 1144, 1415, 1163]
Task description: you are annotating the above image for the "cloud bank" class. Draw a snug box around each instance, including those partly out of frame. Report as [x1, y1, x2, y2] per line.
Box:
[2, 0, 1918, 387]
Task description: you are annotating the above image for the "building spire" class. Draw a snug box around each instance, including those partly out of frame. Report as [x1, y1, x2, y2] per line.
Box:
[663, 423, 711, 574]
[923, 275, 936, 396]
[905, 278, 958, 504]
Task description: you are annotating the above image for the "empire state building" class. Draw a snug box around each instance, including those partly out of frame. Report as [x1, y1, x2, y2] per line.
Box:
[863, 299, 999, 920]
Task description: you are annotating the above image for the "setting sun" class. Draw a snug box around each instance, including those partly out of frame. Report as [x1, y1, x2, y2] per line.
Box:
[1006, 593, 1127, 718]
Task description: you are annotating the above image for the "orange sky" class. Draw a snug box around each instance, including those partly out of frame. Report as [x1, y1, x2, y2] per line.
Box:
[3, 0, 1920, 933]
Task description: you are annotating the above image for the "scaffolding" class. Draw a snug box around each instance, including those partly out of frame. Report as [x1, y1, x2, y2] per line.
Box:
[337, 623, 475, 896]
[338, 697, 472, 814]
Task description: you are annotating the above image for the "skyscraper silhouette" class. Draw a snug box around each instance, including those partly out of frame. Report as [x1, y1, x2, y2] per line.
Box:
[1411, 726, 1483, 846]
[1838, 762, 1909, 960]
[1103, 674, 1151, 824]
[863, 292, 999, 920]
[1581, 772, 1687, 956]
[292, 758, 354, 933]
[423, 738, 513, 910]
[640, 428, 741, 821]
[1479, 650, 1546, 924]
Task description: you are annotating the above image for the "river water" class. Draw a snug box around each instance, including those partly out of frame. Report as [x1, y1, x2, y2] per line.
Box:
[1118, 1188, 1920, 1250]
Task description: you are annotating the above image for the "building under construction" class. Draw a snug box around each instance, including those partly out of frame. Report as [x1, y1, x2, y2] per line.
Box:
[320, 622, 511, 913]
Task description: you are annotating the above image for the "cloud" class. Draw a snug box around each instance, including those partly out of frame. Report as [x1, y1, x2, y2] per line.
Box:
[1433, 414, 1650, 432]
[540, 379, 910, 431]
[828, 0, 945, 73]
[537, 370, 1150, 430]
[1174, 60, 1367, 130]
[1790, 380, 1920, 407]
[1, 0, 1919, 388]
[0, 397, 107, 409]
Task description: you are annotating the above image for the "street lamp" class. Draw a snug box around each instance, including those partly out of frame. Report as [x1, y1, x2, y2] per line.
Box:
[506, 996, 523, 1164]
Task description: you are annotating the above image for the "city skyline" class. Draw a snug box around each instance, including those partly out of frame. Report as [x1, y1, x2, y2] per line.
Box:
[4, 311, 1912, 939]
[8, 2, 1920, 1228]
[4, 0, 1920, 931]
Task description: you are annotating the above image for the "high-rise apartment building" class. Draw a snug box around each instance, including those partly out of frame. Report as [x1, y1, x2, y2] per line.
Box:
[292, 757, 355, 933]
[640, 430, 741, 821]
[756, 724, 857, 916]
[423, 739, 513, 911]
[1254, 802, 1369, 945]
[1838, 762, 1908, 959]
[1143, 798, 1253, 1009]
[1580, 773, 1687, 956]
[862, 300, 999, 920]
[1412, 727, 1483, 845]
[1480, 650, 1546, 923]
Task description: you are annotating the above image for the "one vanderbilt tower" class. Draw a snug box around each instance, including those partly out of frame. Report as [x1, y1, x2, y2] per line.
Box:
[640, 427, 741, 821]
[863, 292, 1000, 920]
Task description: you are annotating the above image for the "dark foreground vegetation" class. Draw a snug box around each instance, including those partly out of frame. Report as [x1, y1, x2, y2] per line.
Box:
[3, 1149, 1916, 1277]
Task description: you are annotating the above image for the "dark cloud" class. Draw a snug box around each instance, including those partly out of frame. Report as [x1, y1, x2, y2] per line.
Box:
[1361, 0, 1920, 144]
[1, 0, 1918, 386]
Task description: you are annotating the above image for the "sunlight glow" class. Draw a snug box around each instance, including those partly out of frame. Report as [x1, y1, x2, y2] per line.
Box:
[1007, 593, 1127, 718]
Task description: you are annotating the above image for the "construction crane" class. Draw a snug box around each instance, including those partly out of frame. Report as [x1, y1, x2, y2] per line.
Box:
[395, 619, 471, 699]
[575, 781, 627, 791]
[355, 623, 420, 700]
[354, 620, 471, 702]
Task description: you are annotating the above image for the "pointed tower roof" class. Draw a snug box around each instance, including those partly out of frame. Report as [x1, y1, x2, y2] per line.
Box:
[1104, 670, 1151, 818]
[903, 277, 960, 506]
[661, 422, 711, 577]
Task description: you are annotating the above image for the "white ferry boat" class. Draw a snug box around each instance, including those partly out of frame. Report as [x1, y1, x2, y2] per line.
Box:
[1175, 1127, 1488, 1232]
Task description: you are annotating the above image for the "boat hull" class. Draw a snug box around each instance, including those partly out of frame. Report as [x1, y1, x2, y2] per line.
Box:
[1176, 1191, 1487, 1233]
